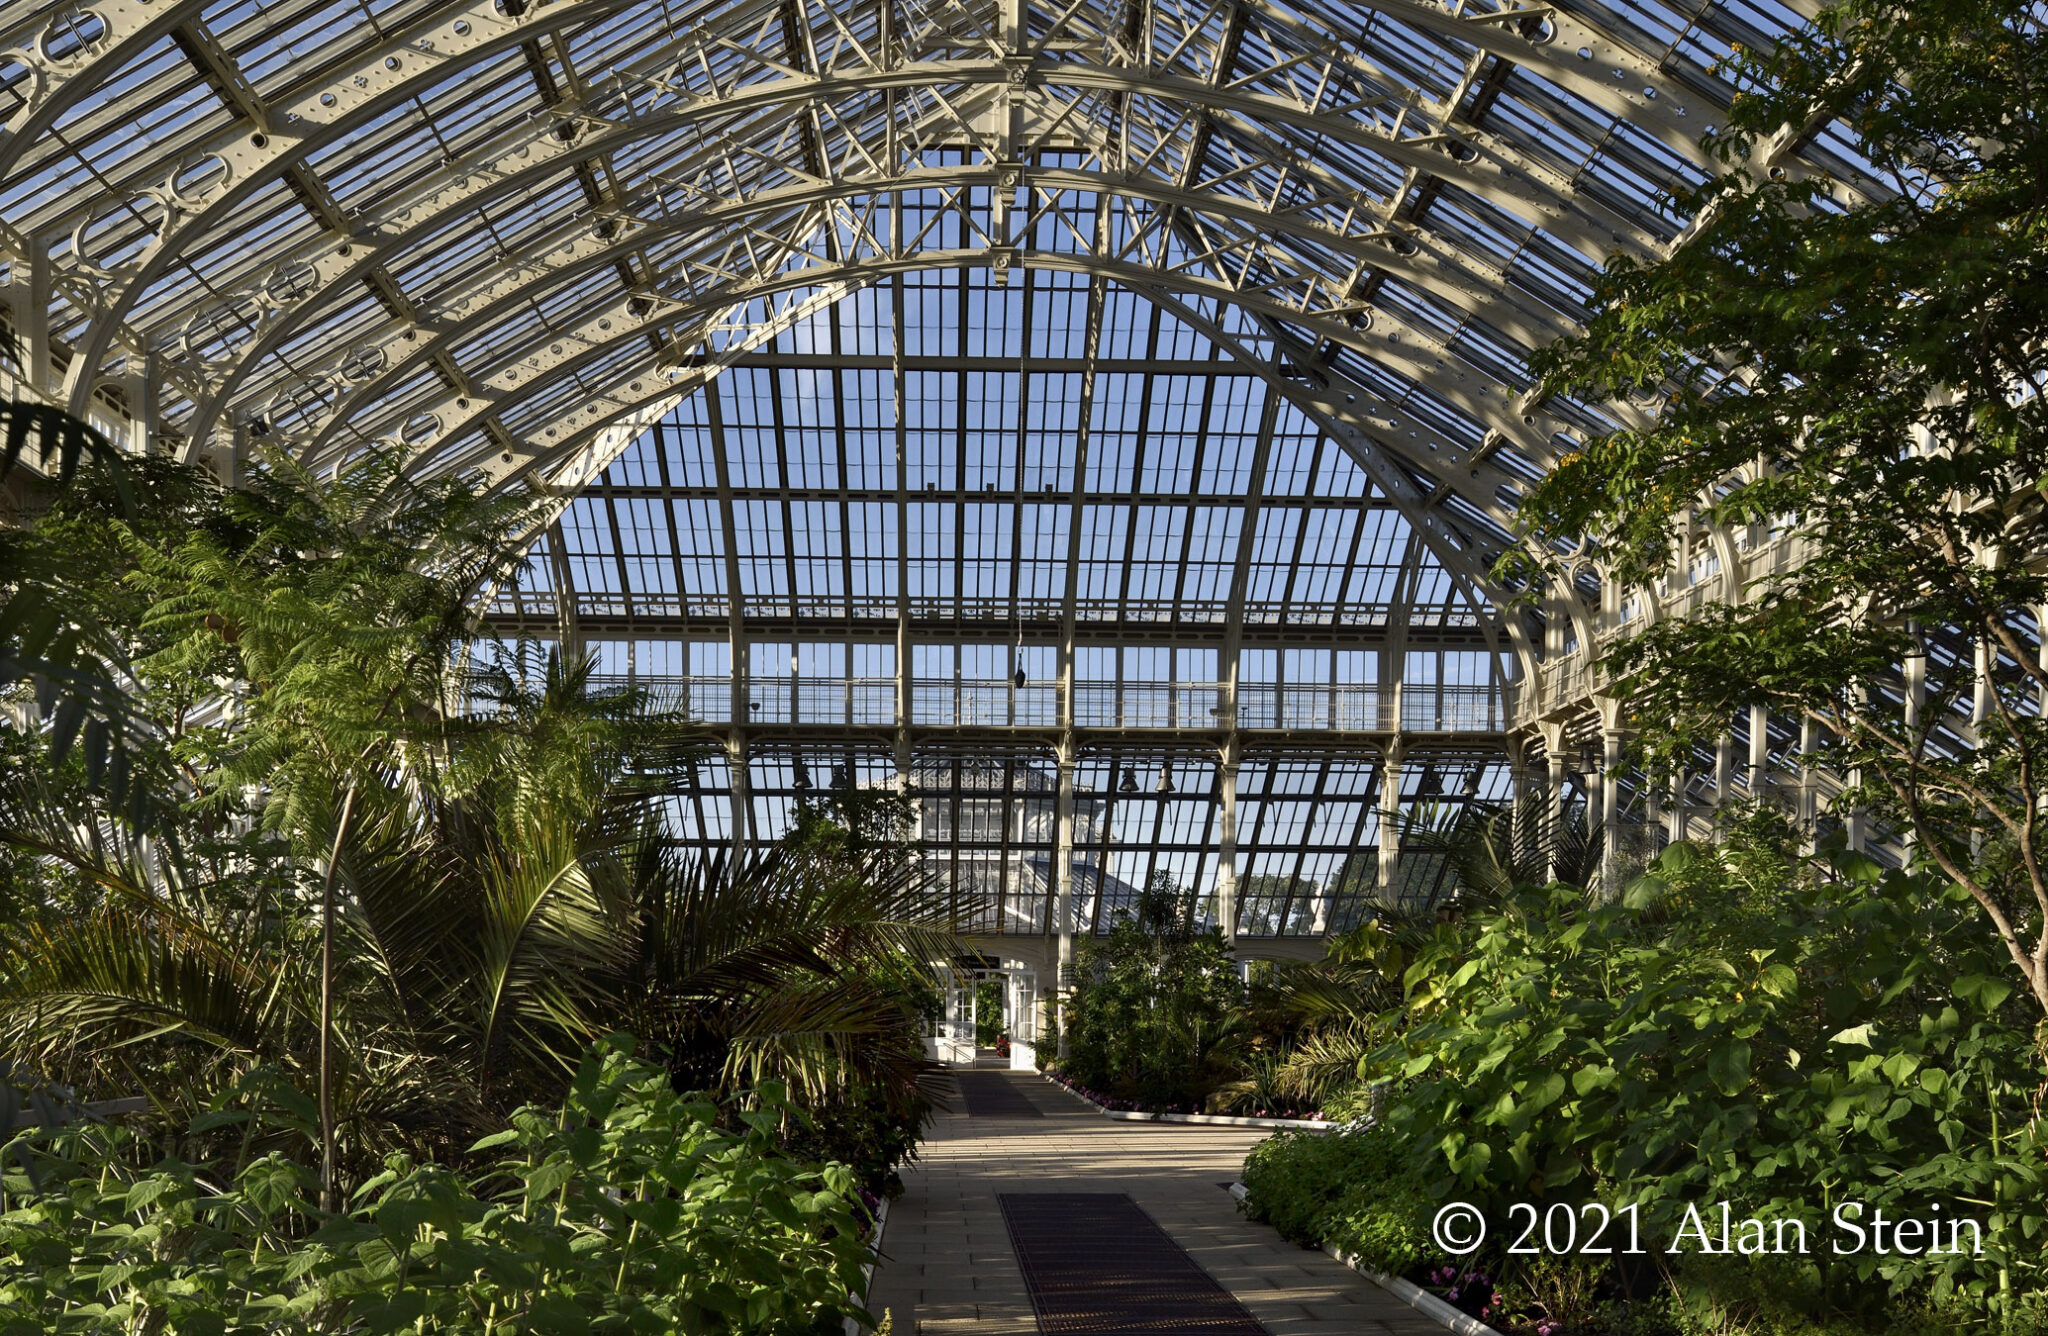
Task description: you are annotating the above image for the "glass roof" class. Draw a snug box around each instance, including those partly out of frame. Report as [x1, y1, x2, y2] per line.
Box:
[1, 0, 1878, 935]
[490, 272, 1488, 639]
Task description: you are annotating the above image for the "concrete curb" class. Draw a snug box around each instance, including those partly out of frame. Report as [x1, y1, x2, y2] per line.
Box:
[843, 1196, 891, 1336]
[1226, 1183, 1505, 1336]
[1039, 1074, 1336, 1132]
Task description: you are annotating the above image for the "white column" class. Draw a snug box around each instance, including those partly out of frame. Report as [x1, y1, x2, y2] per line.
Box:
[1904, 625, 1925, 857]
[1601, 729, 1624, 879]
[1798, 714, 1819, 850]
[895, 613, 913, 796]
[1217, 741, 1240, 945]
[1586, 746, 1603, 844]
[1378, 742, 1404, 894]
[1508, 737, 1532, 871]
[1973, 637, 1992, 859]
[2036, 606, 2048, 717]
[1747, 704, 1769, 800]
[1545, 743, 1567, 885]
[1052, 744, 1076, 1058]
[726, 733, 751, 868]
[1972, 636, 1993, 736]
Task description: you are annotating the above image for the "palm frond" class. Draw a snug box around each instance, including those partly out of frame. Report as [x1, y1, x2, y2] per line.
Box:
[0, 906, 296, 1075]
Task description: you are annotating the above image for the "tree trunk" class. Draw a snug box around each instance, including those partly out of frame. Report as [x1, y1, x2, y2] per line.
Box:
[318, 780, 359, 1214]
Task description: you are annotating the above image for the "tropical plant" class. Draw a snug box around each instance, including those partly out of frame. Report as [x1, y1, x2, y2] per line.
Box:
[1058, 874, 1246, 1108]
[1366, 832, 2046, 1328]
[1507, 0, 2048, 1021]
[1240, 1124, 1434, 1277]
[0, 650, 958, 1195]
[1256, 789, 1594, 1106]
[0, 1041, 876, 1336]
[0, 332, 164, 824]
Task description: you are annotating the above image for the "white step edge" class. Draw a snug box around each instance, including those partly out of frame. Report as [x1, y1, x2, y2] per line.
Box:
[1227, 1182, 1505, 1336]
[844, 1195, 892, 1336]
[1038, 1074, 1337, 1132]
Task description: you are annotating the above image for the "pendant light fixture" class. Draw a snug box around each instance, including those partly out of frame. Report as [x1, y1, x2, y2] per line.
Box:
[1010, 317, 1028, 691]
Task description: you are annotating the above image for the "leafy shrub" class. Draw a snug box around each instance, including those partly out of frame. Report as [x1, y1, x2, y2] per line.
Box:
[1241, 1124, 1431, 1276]
[1372, 838, 2048, 1328]
[778, 1078, 926, 1202]
[1059, 879, 1246, 1108]
[0, 1041, 875, 1335]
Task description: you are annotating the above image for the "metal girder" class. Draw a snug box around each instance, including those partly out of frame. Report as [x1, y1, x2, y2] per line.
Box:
[462, 249, 1536, 691]
[356, 240, 1548, 566]
[490, 609, 1495, 648]
[272, 166, 1579, 467]
[42, 24, 1771, 422]
[0, 0, 1699, 190]
[48, 0, 640, 417]
[163, 61, 1615, 451]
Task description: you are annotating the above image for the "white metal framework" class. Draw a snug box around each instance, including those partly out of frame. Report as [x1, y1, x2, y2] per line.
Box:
[1, 0, 1868, 949]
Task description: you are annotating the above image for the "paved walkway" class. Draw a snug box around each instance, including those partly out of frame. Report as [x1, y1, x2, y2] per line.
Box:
[867, 1071, 1445, 1335]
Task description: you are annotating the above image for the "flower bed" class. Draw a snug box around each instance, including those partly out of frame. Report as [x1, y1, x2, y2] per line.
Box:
[1042, 1068, 1326, 1122]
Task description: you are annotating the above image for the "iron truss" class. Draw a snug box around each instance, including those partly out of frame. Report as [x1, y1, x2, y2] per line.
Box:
[1, 0, 1876, 942]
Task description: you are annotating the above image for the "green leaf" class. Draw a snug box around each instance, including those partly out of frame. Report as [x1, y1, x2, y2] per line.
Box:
[1952, 975, 2013, 1013]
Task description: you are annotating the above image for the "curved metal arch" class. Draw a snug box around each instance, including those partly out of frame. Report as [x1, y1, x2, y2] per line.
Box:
[318, 239, 1551, 551]
[50, 0, 638, 416]
[186, 154, 1581, 459]
[4, 0, 1727, 191]
[153, 48, 1628, 432]
[376, 243, 1584, 676]
[275, 166, 1583, 469]
[49, 1, 1808, 420]
[458, 260, 1546, 690]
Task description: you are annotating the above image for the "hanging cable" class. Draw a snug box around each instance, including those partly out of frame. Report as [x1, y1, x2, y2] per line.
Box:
[1011, 292, 1028, 691]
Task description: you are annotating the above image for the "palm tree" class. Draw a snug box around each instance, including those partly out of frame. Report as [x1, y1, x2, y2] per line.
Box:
[0, 648, 962, 1190]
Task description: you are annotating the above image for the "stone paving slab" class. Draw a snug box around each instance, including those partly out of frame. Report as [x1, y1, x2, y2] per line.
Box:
[867, 1072, 1446, 1336]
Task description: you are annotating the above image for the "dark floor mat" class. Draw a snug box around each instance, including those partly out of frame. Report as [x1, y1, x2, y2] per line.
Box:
[998, 1192, 1270, 1334]
[956, 1072, 1046, 1118]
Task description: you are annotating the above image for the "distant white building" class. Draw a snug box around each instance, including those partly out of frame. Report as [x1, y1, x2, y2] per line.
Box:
[899, 757, 1150, 936]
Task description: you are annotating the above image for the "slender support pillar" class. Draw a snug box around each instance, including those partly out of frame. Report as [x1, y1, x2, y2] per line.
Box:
[1966, 635, 1993, 861]
[1052, 742, 1076, 1057]
[1905, 623, 1927, 732]
[1668, 766, 1687, 844]
[1600, 729, 1624, 880]
[1747, 704, 1769, 800]
[1972, 637, 1993, 737]
[1798, 715, 1819, 851]
[1216, 740, 1241, 945]
[1844, 768, 1867, 852]
[894, 613, 913, 797]
[1714, 732, 1734, 809]
[2037, 605, 2048, 717]
[1378, 742, 1404, 897]
[1586, 751, 1603, 845]
[726, 733, 751, 868]
[1904, 625, 1925, 856]
[1508, 737, 1533, 871]
[728, 624, 749, 866]
[1545, 744, 1567, 885]
[24, 244, 53, 398]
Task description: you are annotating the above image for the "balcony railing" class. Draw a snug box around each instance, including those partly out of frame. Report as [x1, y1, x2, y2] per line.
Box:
[579, 675, 1502, 731]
